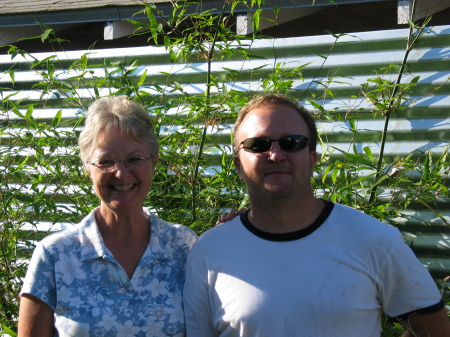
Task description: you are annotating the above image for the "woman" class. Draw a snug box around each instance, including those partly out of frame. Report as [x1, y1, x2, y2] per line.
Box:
[18, 96, 197, 337]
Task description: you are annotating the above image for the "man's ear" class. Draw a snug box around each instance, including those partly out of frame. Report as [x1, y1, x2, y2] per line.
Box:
[309, 150, 318, 174]
[233, 155, 243, 179]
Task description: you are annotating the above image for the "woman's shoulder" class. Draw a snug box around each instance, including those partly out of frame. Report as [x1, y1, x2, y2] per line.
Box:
[37, 210, 96, 251]
[147, 209, 198, 246]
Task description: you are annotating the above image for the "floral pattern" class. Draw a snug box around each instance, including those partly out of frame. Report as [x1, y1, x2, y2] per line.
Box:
[21, 208, 197, 337]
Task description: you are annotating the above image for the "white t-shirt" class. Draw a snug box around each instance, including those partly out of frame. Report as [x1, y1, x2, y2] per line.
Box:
[183, 201, 443, 337]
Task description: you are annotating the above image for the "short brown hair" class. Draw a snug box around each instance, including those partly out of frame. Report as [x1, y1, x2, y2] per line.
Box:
[233, 94, 317, 153]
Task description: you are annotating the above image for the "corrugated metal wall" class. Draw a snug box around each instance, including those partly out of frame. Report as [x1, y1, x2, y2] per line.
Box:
[1, 24, 450, 280]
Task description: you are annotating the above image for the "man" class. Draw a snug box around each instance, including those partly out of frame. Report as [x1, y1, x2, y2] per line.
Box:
[183, 94, 450, 336]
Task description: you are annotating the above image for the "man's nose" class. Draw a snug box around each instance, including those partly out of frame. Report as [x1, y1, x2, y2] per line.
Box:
[268, 141, 286, 162]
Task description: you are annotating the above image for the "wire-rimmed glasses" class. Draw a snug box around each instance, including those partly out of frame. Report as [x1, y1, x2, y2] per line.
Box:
[87, 156, 152, 172]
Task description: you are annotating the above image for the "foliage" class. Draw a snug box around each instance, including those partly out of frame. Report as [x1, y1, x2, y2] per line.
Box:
[0, 0, 449, 335]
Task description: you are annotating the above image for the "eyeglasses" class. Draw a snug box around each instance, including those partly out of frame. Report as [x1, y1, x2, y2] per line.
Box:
[87, 156, 152, 172]
[240, 135, 309, 153]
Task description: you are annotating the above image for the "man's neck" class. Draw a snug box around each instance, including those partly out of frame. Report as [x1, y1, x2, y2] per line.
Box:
[248, 197, 325, 234]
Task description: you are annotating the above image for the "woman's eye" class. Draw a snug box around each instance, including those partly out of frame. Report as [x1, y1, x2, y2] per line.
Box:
[128, 157, 144, 164]
[97, 159, 115, 166]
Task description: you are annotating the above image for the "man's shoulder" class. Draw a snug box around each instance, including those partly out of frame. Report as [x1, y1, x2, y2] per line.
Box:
[332, 203, 388, 224]
[330, 202, 400, 238]
[191, 217, 242, 250]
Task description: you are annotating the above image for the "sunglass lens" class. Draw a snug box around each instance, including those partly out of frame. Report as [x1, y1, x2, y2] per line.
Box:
[280, 136, 308, 151]
[243, 138, 271, 153]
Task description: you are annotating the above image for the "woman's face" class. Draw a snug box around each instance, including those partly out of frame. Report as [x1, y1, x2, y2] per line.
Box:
[85, 127, 157, 216]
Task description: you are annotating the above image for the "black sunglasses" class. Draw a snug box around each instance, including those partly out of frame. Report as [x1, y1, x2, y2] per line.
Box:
[240, 135, 309, 153]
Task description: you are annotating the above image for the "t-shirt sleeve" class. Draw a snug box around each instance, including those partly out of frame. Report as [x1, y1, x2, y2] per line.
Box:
[20, 242, 57, 310]
[378, 231, 443, 318]
[183, 246, 218, 337]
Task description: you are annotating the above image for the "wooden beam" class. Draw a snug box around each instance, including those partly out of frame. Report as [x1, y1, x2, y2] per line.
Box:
[398, 0, 450, 24]
[104, 21, 138, 40]
[104, 19, 165, 40]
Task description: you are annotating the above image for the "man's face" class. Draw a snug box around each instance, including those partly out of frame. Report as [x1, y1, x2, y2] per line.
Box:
[234, 103, 318, 203]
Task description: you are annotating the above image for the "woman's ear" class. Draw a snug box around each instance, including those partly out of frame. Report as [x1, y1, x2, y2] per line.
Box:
[83, 162, 92, 179]
[150, 156, 158, 173]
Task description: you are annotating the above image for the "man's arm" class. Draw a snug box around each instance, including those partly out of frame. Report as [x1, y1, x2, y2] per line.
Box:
[183, 253, 219, 337]
[400, 307, 450, 337]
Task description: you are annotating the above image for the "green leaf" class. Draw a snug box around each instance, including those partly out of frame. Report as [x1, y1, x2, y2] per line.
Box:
[25, 105, 33, 120]
[11, 107, 25, 118]
[17, 156, 29, 169]
[307, 100, 325, 113]
[331, 167, 340, 184]
[423, 150, 431, 180]
[137, 69, 148, 87]
[325, 88, 334, 98]
[52, 109, 62, 127]
[409, 75, 420, 86]
[0, 323, 17, 337]
[346, 172, 377, 188]
[348, 117, 356, 132]
[145, 4, 158, 27]
[41, 28, 54, 42]
[322, 165, 334, 183]
[371, 173, 390, 188]
[252, 9, 262, 33]
[5, 70, 15, 85]
[25, 105, 37, 128]
[332, 147, 376, 168]
[363, 147, 373, 160]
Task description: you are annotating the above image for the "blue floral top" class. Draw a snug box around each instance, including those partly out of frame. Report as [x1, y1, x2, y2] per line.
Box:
[21, 208, 197, 337]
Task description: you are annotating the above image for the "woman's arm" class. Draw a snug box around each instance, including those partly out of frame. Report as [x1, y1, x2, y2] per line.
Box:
[401, 308, 450, 337]
[18, 294, 54, 337]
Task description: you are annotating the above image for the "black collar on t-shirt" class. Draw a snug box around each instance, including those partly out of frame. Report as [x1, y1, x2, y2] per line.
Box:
[240, 200, 334, 242]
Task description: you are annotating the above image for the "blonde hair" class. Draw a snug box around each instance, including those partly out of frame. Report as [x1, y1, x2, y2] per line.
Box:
[78, 96, 158, 162]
